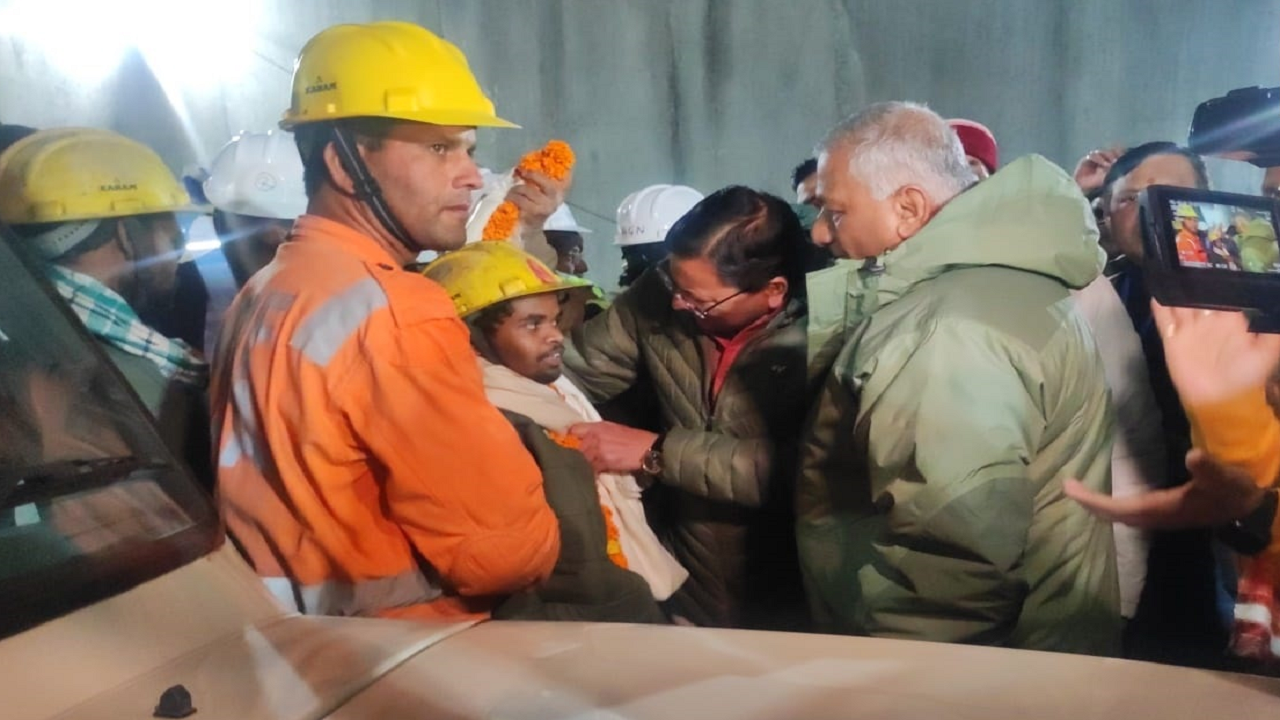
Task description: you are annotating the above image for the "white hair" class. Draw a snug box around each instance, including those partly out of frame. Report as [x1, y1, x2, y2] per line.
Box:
[820, 101, 977, 203]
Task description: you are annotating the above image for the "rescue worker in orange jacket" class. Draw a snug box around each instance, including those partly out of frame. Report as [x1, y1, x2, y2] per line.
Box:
[211, 21, 560, 620]
[1174, 204, 1208, 266]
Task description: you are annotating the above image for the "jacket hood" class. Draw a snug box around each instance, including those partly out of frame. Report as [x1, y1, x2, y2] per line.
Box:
[877, 154, 1104, 302]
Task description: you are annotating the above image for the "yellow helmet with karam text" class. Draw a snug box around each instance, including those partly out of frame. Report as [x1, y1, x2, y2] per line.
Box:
[422, 242, 579, 318]
[281, 21, 516, 130]
[0, 127, 190, 225]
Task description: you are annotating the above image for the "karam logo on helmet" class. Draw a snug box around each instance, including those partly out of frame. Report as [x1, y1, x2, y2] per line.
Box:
[254, 172, 279, 192]
[305, 77, 338, 94]
[100, 182, 138, 192]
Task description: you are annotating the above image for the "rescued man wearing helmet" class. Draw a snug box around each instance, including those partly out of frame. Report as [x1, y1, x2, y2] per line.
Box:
[423, 242, 684, 623]
[0, 127, 212, 485]
[563, 186, 811, 629]
[210, 21, 561, 621]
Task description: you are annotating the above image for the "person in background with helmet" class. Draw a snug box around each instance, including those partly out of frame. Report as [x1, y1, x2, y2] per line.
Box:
[947, 118, 999, 180]
[423, 242, 680, 623]
[540, 202, 611, 328]
[212, 21, 559, 621]
[564, 186, 811, 630]
[0, 127, 212, 486]
[204, 130, 308, 287]
[543, 203, 591, 276]
[615, 184, 704, 289]
[1174, 204, 1208, 265]
[590, 184, 704, 446]
[188, 130, 308, 353]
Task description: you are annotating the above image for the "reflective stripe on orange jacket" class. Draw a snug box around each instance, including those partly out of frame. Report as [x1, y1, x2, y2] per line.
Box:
[212, 215, 560, 620]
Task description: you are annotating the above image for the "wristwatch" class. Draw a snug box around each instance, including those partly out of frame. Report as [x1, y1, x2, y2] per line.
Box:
[1217, 488, 1279, 556]
[640, 433, 666, 477]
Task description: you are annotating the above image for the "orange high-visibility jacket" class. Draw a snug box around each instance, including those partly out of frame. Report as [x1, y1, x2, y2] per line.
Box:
[212, 215, 560, 620]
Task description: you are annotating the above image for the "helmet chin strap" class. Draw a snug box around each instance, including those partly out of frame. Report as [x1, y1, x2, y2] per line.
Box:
[330, 125, 418, 255]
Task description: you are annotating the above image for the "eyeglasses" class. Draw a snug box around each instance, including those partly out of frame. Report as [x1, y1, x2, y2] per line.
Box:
[656, 261, 748, 320]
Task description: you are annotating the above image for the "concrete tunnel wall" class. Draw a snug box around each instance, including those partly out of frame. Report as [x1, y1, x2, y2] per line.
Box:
[2, 0, 1279, 291]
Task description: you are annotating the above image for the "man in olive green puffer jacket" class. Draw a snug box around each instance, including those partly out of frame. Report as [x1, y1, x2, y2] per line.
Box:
[798, 102, 1121, 656]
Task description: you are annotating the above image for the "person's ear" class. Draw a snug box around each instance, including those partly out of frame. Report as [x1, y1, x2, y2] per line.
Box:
[763, 276, 788, 310]
[322, 141, 357, 196]
[893, 185, 933, 240]
[114, 218, 137, 261]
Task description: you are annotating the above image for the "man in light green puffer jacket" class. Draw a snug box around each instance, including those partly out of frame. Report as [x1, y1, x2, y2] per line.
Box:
[797, 102, 1121, 656]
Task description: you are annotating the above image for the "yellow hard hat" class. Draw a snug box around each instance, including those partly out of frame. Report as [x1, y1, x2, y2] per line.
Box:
[557, 270, 604, 297]
[0, 127, 191, 226]
[281, 21, 517, 130]
[1174, 203, 1200, 220]
[422, 242, 578, 318]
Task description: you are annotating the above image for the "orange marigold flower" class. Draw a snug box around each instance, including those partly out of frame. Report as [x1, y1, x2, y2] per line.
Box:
[602, 505, 629, 569]
[544, 429, 582, 449]
[482, 200, 520, 241]
[481, 140, 575, 242]
[519, 139, 575, 181]
[544, 428, 629, 569]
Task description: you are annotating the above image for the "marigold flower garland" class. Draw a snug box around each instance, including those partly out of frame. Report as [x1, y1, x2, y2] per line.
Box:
[544, 428, 629, 570]
[482, 140, 576, 242]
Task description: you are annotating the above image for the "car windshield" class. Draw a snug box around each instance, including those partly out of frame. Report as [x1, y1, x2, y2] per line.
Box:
[0, 221, 219, 639]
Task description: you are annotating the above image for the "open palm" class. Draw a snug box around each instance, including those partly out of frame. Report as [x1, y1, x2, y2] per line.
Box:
[1154, 301, 1280, 406]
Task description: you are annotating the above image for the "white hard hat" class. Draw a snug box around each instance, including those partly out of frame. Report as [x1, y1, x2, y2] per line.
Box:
[543, 203, 592, 234]
[614, 184, 704, 246]
[203, 130, 307, 220]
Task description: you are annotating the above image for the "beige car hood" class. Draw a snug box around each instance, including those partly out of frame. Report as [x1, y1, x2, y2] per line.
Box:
[8, 547, 1279, 719]
[50, 613, 475, 720]
[3, 545, 475, 720]
[330, 621, 1280, 720]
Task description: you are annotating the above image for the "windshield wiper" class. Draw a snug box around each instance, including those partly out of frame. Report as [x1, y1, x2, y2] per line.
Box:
[0, 456, 162, 509]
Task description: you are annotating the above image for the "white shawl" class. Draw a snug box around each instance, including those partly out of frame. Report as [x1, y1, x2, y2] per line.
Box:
[480, 358, 688, 600]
